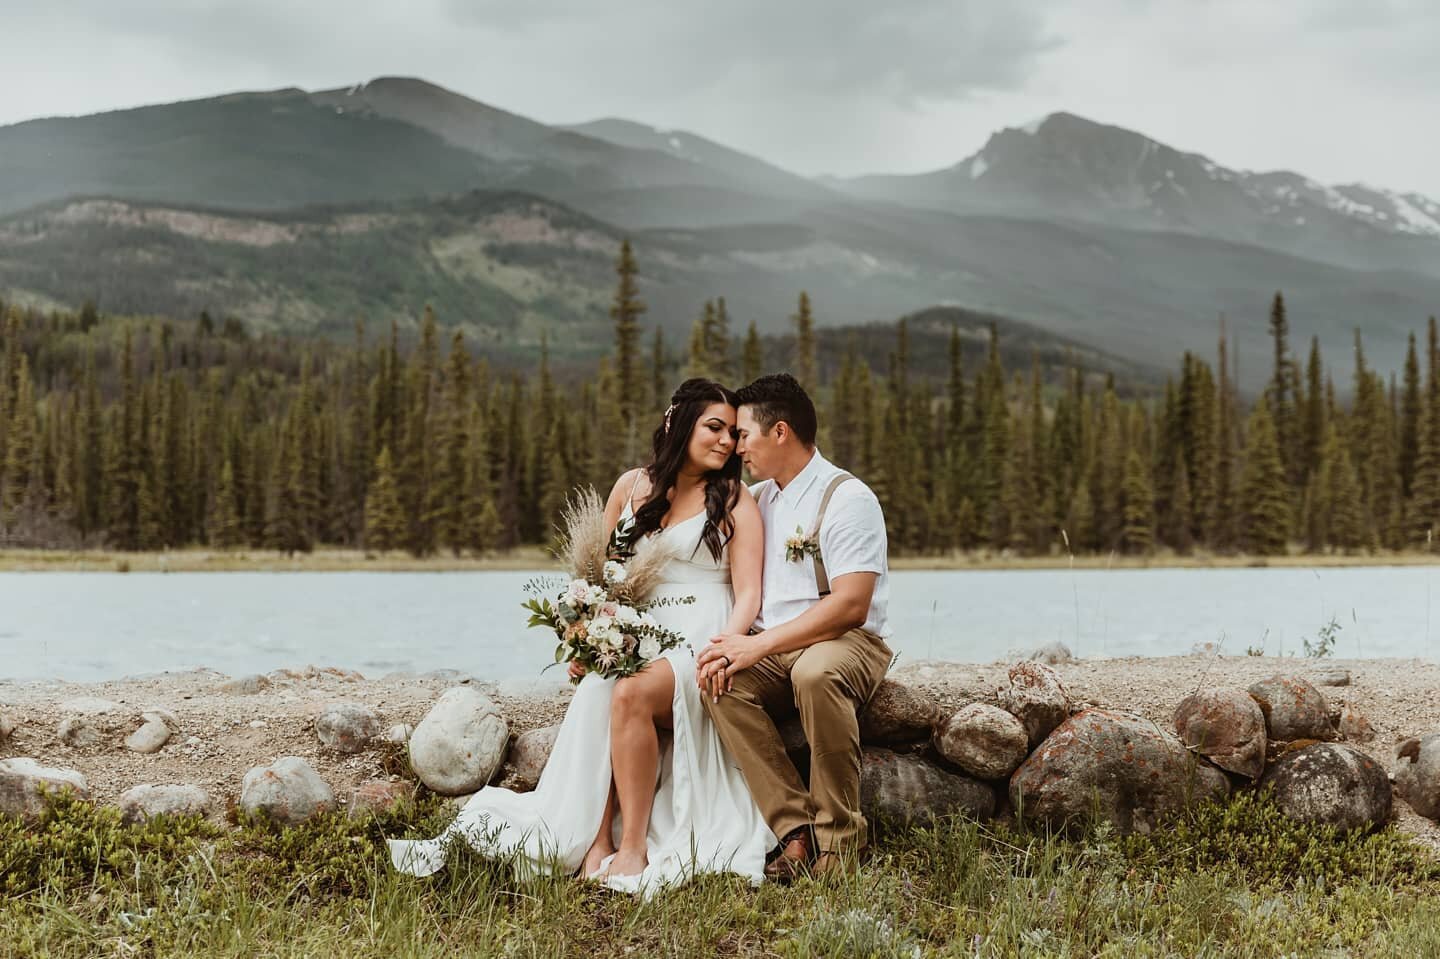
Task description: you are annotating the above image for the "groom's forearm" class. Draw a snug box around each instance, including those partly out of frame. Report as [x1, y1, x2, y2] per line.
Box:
[755, 575, 874, 657]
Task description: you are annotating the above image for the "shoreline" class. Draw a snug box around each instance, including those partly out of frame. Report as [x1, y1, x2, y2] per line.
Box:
[3, 654, 1438, 853]
[6, 546, 1440, 573]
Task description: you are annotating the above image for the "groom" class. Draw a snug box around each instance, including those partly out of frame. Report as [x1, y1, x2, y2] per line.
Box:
[698, 373, 892, 880]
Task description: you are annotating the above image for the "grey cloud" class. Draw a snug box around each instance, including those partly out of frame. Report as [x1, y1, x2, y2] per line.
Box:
[449, 0, 1059, 102]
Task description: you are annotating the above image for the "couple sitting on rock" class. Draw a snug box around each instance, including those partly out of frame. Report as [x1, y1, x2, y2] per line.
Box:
[390, 373, 893, 894]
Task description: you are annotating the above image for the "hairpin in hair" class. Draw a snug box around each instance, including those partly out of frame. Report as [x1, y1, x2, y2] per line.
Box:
[663, 403, 677, 433]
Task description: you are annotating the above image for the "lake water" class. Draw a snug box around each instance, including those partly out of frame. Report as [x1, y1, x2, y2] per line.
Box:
[3, 567, 1439, 683]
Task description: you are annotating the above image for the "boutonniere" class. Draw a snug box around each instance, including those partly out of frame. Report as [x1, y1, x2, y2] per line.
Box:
[785, 524, 820, 563]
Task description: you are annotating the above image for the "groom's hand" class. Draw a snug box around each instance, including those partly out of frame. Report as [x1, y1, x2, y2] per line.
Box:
[697, 633, 761, 695]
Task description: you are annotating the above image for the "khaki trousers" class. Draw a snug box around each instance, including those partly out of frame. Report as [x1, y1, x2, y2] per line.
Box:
[704, 627, 891, 854]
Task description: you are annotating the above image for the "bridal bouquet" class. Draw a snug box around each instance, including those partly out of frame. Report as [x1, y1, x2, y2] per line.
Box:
[522, 487, 692, 680]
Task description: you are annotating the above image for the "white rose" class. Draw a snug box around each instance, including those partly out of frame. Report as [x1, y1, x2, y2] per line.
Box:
[638, 636, 661, 660]
[615, 605, 640, 627]
[566, 579, 591, 605]
[586, 585, 608, 606]
[603, 561, 628, 585]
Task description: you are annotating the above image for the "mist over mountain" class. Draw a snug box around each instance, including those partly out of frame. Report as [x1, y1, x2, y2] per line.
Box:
[1, 78, 1437, 388]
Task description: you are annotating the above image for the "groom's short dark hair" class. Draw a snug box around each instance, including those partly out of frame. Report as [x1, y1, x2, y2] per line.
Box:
[736, 373, 817, 446]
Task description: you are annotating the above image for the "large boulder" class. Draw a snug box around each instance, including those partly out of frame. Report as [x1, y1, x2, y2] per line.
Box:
[1393, 734, 1440, 821]
[505, 725, 560, 792]
[1259, 743, 1391, 831]
[999, 662, 1072, 749]
[860, 748, 995, 827]
[934, 703, 1030, 781]
[1173, 687, 1268, 780]
[408, 687, 509, 795]
[1247, 676, 1334, 742]
[0, 758, 90, 819]
[1010, 709, 1229, 834]
[1023, 642, 1074, 666]
[315, 702, 382, 754]
[118, 784, 212, 824]
[240, 757, 335, 825]
[858, 681, 942, 746]
[0, 713, 16, 740]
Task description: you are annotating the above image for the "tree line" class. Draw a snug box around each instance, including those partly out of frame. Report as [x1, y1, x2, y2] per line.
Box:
[1, 242, 1437, 558]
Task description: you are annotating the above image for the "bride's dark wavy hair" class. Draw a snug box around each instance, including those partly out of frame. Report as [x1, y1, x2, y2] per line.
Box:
[633, 378, 741, 562]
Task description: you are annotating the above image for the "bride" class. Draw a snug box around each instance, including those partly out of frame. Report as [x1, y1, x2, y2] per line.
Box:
[389, 378, 775, 893]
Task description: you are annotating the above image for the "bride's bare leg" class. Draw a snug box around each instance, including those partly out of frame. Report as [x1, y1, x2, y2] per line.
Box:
[581, 783, 619, 877]
[606, 659, 675, 877]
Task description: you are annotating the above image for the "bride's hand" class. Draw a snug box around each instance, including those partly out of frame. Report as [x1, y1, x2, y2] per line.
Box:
[568, 661, 587, 681]
[697, 634, 761, 693]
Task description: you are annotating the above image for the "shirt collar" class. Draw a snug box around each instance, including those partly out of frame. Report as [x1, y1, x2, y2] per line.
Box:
[771, 450, 830, 506]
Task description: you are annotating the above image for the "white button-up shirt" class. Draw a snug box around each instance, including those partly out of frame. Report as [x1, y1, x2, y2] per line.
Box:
[751, 450, 890, 638]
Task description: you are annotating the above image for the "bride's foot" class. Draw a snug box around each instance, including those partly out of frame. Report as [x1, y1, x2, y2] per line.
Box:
[602, 847, 648, 879]
[581, 840, 616, 879]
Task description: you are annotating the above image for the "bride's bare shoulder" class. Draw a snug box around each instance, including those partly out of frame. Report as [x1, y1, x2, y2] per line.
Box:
[605, 467, 652, 511]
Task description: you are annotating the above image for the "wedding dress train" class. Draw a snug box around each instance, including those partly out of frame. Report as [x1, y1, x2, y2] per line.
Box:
[388, 507, 776, 895]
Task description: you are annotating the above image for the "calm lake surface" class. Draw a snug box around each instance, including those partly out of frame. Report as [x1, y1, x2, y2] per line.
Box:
[3, 567, 1439, 683]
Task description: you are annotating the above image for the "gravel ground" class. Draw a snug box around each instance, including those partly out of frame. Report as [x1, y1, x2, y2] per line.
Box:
[2, 654, 1437, 849]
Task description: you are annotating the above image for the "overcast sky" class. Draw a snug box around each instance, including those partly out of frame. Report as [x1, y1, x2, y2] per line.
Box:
[5, 0, 1439, 195]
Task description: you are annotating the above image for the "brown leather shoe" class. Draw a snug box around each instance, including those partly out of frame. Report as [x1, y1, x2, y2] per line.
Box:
[763, 827, 814, 883]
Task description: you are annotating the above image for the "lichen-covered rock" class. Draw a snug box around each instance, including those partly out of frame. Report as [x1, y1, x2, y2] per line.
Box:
[1338, 705, 1376, 744]
[240, 757, 335, 824]
[347, 780, 414, 817]
[1311, 668, 1351, 687]
[1259, 743, 1390, 831]
[1173, 687, 1267, 779]
[1247, 675, 1334, 742]
[118, 784, 212, 823]
[1000, 662, 1072, 749]
[315, 702, 381, 754]
[934, 703, 1030, 781]
[505, 725, 559, 792]
[408, 687, 508, 795]
[858, 681, 942, 745]
[0, 758, 90, 820]
[1010, 709, 1229, 834]
[124, 718, 172, 754]
[0, 713, 17, 740]
[1393, 734, 1440, 821]
[860, 748, 995, 827]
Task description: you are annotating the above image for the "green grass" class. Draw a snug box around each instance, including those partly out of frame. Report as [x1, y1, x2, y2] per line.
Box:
[3, 791, 1438, 958]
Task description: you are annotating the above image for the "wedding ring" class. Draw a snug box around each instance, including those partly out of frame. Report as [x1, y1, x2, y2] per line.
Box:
[719, 656, 731, 669]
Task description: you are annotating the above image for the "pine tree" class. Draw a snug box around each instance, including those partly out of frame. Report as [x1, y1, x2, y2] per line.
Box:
[1240, 399, 1291, 555]
[1266, 292, 1298, 487]
[1399, 332, 1421, 497]
[434, 331, 473, 554]
[364, 446, 405, 551]
[208, 459, 243, 547]
[1120, 449, 1155, 554]
[0, 354, 36, 537]
[610, 239, 645, 421]
[741, 321, 762, 385]
[650, 327, 667, 410]
[1302, 336, 1325, 484]
[792, 292, 817, 391]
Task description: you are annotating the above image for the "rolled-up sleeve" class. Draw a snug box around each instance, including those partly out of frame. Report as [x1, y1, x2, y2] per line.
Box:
[819, 487, 888, 578]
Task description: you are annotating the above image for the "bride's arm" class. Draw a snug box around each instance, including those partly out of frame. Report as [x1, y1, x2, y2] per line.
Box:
[602, 467, 646, 538]
[720, 486, 763, 637]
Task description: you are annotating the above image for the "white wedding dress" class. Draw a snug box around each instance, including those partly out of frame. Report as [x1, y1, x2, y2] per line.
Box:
[388, 506, 776, 895]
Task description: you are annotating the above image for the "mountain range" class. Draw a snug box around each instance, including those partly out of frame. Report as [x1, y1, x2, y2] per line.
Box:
[2, 76, 1437, 387]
